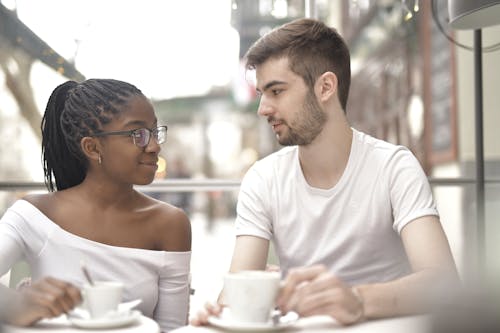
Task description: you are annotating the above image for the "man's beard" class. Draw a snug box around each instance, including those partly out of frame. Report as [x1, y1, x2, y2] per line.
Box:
[278, 91, 327, 146]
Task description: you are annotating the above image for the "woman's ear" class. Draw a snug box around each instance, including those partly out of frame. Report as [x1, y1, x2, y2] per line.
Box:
[315, 71, 338, 102]
[80, 137, 101, 164]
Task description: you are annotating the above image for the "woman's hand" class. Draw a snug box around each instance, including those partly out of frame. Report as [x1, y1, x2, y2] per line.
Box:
[6, 277, 81, 326]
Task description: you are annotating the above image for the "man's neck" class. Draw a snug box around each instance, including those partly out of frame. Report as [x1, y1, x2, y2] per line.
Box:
[298, 119, 352, 190]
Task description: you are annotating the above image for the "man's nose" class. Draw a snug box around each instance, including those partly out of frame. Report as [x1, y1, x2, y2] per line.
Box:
[257, 96, 273, 116]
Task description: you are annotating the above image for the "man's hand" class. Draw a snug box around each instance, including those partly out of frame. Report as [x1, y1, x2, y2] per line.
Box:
[277, 265, 364, 325]
[189, 302, 224, 326]
[6, 277, 81, 326]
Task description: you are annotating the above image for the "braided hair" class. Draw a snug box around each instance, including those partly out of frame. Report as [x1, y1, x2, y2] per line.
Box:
[41, 79, 143, 192]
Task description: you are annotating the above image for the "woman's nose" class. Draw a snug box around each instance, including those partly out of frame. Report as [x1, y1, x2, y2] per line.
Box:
[145, 136, 161, 153]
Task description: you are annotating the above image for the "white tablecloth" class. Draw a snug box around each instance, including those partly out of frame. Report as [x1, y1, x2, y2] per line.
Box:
[3, 314, 160, 333]
[171, 315, 432, 333]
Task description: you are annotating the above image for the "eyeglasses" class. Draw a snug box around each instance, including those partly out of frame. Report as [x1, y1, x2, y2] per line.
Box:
[93, 125, 168, 148]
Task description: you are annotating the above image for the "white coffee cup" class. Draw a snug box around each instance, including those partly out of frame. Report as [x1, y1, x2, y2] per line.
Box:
[223, 270, 281, 323]
[83, 281, 124, 318]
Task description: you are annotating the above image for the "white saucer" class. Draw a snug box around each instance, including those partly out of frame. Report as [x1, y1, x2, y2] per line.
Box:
[68, 310, 141, 329]
[208, 309, 299, 332]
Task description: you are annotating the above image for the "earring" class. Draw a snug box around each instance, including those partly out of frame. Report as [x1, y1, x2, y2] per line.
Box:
[98, 154, 102, 165]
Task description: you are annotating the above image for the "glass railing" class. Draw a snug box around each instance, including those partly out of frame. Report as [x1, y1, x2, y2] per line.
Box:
[1, 178, 500, 308]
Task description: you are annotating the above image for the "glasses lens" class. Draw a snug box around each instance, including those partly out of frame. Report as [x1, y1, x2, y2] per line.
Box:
[155, 126, 167, 144]
[133, 128, 150, 147]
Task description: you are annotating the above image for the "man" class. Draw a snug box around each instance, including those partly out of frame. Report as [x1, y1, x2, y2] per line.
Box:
[193, 18, 458, 326]
[0, 277, 81, 326]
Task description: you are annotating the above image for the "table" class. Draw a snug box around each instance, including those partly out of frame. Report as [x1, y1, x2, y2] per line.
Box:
[171, 315, 432, 333]
[3, 314, 160, 333]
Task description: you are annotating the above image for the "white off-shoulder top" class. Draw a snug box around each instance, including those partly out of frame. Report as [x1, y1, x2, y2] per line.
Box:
[0, 200, 191, 332]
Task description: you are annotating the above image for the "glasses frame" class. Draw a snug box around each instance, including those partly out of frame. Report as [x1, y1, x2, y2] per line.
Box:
[92, 125, 168, 148]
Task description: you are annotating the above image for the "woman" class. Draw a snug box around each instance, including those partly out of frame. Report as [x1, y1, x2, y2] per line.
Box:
[0, 79, 191, 332]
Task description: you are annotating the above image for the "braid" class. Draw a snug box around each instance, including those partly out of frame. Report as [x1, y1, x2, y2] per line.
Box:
[42, 81, 81, 192]
[41, 79, 143, 191]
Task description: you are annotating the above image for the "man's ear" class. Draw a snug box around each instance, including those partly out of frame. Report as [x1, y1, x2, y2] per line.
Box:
[80, 137, 101, 164]
[315, 71, 338, 102]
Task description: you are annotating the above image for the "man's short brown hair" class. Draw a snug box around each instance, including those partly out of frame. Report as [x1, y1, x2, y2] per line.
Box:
[245, 18, 351, 112]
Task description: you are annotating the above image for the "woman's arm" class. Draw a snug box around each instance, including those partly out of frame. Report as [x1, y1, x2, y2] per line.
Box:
[154, 207, 192, 332]
[153, 253, 191, 332]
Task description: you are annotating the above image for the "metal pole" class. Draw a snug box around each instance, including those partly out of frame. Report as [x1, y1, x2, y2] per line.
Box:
[473, 29, 485, 273]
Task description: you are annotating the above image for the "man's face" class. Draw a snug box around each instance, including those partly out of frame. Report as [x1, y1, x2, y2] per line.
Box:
[255, 57, 327, 146]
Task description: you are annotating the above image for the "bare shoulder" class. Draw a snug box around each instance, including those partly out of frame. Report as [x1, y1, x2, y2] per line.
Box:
[142, 196, 192, 252]
[22, 192, 55, 211]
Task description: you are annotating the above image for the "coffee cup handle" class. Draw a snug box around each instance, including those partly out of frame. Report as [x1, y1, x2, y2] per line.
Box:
[80, 290, 89, 310]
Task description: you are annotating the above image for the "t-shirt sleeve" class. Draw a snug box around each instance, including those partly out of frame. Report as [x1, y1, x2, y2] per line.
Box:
[387, 148, 439, 233]
[0, 203, 36, 276]
[234, 164, 273, 240]
[153, 252, 191, 333]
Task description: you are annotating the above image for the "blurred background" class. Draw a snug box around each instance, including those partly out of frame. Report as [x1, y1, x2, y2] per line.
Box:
[1, 0, 500, 317]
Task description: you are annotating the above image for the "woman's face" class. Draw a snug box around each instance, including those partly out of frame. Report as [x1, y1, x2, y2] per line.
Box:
[96, 95, 162, 186]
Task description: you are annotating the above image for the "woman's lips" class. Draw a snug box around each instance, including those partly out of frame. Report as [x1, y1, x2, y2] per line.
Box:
[140, 161, 158, 170]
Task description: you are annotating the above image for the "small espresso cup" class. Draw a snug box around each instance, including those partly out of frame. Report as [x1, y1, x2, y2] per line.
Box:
[83, 281, 124, 318]
[223, 270, 281, 323]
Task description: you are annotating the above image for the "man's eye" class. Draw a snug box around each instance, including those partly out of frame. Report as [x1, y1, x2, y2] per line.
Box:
[272, 89, 282, 96]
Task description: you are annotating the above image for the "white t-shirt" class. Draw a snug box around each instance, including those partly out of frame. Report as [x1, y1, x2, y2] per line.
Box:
[0, 200, 190, 332]
[235, 129, 438, 285]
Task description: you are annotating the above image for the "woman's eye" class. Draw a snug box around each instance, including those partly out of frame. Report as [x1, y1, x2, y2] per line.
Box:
[272, 89, 282, 96]
[133, 130, 147, 141]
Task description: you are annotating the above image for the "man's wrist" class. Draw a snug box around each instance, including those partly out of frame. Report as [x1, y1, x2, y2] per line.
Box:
[351, 287, 365, 323]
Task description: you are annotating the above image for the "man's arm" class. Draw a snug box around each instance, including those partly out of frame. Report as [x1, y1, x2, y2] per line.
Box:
[278, 215, 459, 324]
[217, 235, 270, 304]
[358, 215, 459, 318]
[190, 235, 271, 325]
[229, 235, 270, 272]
